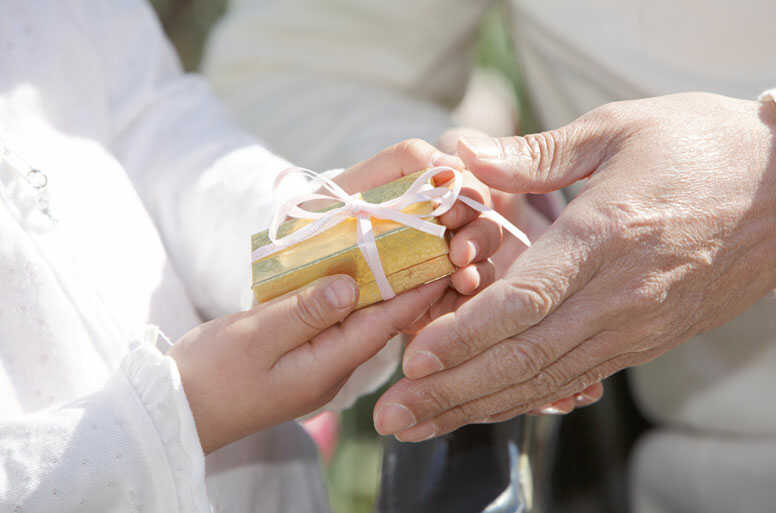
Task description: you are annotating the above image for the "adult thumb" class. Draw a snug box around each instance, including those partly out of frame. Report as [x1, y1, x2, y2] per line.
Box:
[457, 116, 613, 194]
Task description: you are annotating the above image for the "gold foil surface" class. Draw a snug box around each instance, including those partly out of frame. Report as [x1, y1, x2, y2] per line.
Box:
[251, 171, 454, 309]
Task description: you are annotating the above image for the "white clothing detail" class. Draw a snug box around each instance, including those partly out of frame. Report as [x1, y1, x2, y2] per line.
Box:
[204, 2, 776, 512]
[0, 0, 380, 511]
[120, 342, 209, 513]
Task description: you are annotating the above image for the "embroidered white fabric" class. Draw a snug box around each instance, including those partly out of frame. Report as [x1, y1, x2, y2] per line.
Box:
[0, 1, 330, 511]
[121, 336, 210, 513]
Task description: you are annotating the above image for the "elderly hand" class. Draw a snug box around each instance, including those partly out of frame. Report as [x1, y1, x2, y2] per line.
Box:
[420, 127, 606, 416]
[373, 93, 776, 441]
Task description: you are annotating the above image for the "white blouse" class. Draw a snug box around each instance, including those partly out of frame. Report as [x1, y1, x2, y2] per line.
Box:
[0, 1, 364, 511]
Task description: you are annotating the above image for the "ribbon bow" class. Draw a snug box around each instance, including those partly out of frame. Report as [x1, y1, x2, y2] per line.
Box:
[252, 166, 531, 301]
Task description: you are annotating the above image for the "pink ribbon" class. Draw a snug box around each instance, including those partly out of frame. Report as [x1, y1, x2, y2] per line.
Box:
[252, 166, 531, 301]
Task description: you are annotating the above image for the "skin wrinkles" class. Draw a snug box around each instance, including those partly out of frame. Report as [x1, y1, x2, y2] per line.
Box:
[375, 93, 776, 442]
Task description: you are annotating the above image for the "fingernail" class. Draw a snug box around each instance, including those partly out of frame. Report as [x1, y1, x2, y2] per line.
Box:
[450, 238, 476, 267]
[377, 403, 416, 433]
[574, 392, 596, 405]
[539, 401, 575, 415]
[324, 277, 357, 309]
[459, 136, 503, 160]
[396, 422, 437, 443]
[465, 241, 478, 265]
[404, 351, 444, 379]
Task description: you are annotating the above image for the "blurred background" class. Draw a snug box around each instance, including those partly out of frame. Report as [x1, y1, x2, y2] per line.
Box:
[148, 1, 650, 512]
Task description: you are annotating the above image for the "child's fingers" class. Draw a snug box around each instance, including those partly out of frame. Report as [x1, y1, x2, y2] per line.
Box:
[335, 139, 462, 194]
[246, 275, 359, 359]
[450, 260, 496, 296]
[275, 278, 449, 386]
[437, 203, 477, 230]
[449, 217, 503, 267]
[437, 171, 492, 229]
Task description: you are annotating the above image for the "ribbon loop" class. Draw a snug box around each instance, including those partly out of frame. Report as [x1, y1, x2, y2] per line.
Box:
[253, 166, 531, 301]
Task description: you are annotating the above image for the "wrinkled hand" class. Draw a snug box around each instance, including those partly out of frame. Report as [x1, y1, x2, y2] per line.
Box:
[428, 127, 604, 416]
[342, 138, 598, 416]
[374, 93, 776, 441]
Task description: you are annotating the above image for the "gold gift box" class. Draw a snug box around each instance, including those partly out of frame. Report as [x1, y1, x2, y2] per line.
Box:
[251, 170, 455, 309]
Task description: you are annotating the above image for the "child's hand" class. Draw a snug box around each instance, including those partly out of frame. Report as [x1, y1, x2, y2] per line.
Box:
[398, 168, 509, 333]
[333, 139, 504, 299]
[170, 274, 448, 454]
[330, 138, 507, 330]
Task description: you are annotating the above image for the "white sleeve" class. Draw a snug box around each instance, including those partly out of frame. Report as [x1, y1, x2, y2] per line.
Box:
[76, 0, 310, 320]
[82, 0, 472, 416]
[201, 0, 490, 171]
[0, 343, 209, 513]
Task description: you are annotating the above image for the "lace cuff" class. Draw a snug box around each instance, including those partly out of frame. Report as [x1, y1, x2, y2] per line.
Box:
[121, 335, 210, 513]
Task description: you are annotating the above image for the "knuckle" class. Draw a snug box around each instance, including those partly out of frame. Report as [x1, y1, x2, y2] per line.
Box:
[413, 383, 451, 414]
[578, 354, 640, 389]
[585, 100, 645, 135]
[395, 138, 433, 166]
[437, 130, 460, 154]
[520, 129, 567, 181]
[600, 204, 662, 253]
[502, 281, 554, 327]
[531, 368, 565, 397]
[579, 366, 613, 388]
[559, 379, 593, 401]
[627, 274, 669, 313]
[586, 101, 626, 125]
[456, 401, 484, 423]
[449, 313, 487, 361]
[580, 100, 646, 152]
[488, 338, 549, 385]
